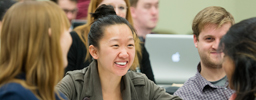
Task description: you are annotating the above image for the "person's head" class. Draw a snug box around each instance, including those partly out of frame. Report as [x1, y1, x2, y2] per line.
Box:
[0, 1, 71, 99]
[88, 4, 137, 76]
[192, 6, 234, 68]
[129, 0, 159, 31]
[74, 0, 141, 70]
[86, 0, 133, 25]
[51, 0, 78, 23]
[220, 17, 256, 100]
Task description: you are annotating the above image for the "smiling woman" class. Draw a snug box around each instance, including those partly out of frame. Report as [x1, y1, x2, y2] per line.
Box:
[66, 0, 156, 84]
[57, 4, 181, 100]
[90, 24, 135, 77]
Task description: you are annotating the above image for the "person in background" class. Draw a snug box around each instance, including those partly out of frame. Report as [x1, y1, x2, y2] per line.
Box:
[220, 17, 256, 100]
[57, 4, 181, 100]
[0, 0, 16, 31]
[174, 6, 235, 99]
[129, 0, 159, 42]
[50, 0, 78, 24]
[76, 0, 90, 20]
[0, 1, 72, 100]
[66, 0, 155, 83]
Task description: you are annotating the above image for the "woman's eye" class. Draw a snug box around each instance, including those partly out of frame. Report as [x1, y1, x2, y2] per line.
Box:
[119, 6, 125, 10]
[113, 45, 119, 47]
[128, 44, 134, 47]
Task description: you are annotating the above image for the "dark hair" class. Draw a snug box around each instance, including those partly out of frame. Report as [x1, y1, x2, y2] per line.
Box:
[219, 17, 256, 100]
[88, 4, 136, 48]
[0, 0, 16, 21]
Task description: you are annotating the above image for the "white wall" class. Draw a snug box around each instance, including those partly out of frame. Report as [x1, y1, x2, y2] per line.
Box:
[153, 0, 256, 34]
[37, 0, 256, 34]
[234, 0, 256, 23]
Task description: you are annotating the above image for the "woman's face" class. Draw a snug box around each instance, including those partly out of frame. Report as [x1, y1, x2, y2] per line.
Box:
[92, 24, 135, 77]
[99, 0, 127, 18]
[222, 55, 235, 89]
[60, 29, 72, 67]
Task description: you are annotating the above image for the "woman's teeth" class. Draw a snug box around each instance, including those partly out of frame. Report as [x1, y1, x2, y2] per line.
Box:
[115, 62, 127, 65]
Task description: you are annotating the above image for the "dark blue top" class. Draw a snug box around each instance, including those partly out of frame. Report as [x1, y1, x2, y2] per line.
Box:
[0, 74, 67, 100]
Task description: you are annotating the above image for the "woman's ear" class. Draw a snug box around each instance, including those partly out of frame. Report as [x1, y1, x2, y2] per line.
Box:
[48, 28, 52, 36]
[89, 45, 99, 59]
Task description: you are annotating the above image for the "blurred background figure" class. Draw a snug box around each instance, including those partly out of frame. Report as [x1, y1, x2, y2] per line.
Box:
[51, 0, 78, 26]
[0, 1, 71, 99]
[220, 17, 256, 100]
[67, 0, 155, 83]
[130, 0, 159, 42]
[0, 0, 17, 31]
[76, 0, 90, 20]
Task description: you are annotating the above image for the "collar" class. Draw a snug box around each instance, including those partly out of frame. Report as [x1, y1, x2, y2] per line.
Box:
[80, 60, 103, 100]
[80, 60, 139, 100]
[195, 63, 229, 92]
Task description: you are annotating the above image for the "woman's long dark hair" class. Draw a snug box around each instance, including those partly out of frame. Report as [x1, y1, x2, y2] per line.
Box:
[220, 17, 256, 100]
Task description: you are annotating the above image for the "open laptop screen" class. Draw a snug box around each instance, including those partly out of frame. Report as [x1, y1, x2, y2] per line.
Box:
[145, 34, 200, 84]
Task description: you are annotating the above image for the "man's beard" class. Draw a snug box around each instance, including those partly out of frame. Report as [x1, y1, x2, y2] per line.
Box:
[200, 53, 223, 69]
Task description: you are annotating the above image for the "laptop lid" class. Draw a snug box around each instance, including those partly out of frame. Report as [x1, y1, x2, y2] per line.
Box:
[145, 34, 200, 84]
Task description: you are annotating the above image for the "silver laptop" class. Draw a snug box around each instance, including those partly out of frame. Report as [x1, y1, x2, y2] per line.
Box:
[145, 34, 200, 85]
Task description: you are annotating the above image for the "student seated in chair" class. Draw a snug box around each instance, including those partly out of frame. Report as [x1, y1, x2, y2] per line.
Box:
[57, 4, 181, 100]
[174, 6, 235, 100]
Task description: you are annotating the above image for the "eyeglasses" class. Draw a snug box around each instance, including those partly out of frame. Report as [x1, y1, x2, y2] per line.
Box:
[63, 8, 78, 14]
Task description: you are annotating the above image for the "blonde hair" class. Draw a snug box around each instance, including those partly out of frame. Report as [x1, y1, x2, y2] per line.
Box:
[192, 6, 235, 40]
[74, 0, 141, 70]
[0, 1, 70, 100]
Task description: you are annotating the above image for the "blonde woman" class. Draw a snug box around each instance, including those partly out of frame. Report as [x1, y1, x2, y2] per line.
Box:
[0, 1, 72, 100]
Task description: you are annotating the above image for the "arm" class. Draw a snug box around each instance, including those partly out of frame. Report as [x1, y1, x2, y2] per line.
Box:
[56, 75, 76, 99]
[140, 44, 156, 83]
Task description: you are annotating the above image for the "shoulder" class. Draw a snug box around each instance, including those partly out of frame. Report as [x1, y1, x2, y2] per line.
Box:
[69, 31, 86, 51]
[0, 83, 38, 100]
[65, 61, 95, 81]
[174, 75, 200, 98]
[66, 67, 88, 81]
[176, 75, 198, 91]
[70, 31, 84, 44]
[70, 31, 79, 39]
[69, 31, 81, 48]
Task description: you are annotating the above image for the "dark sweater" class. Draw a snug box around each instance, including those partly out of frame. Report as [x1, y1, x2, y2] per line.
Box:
[65, 31, 155, 83]
[0, 74, 67, 100]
